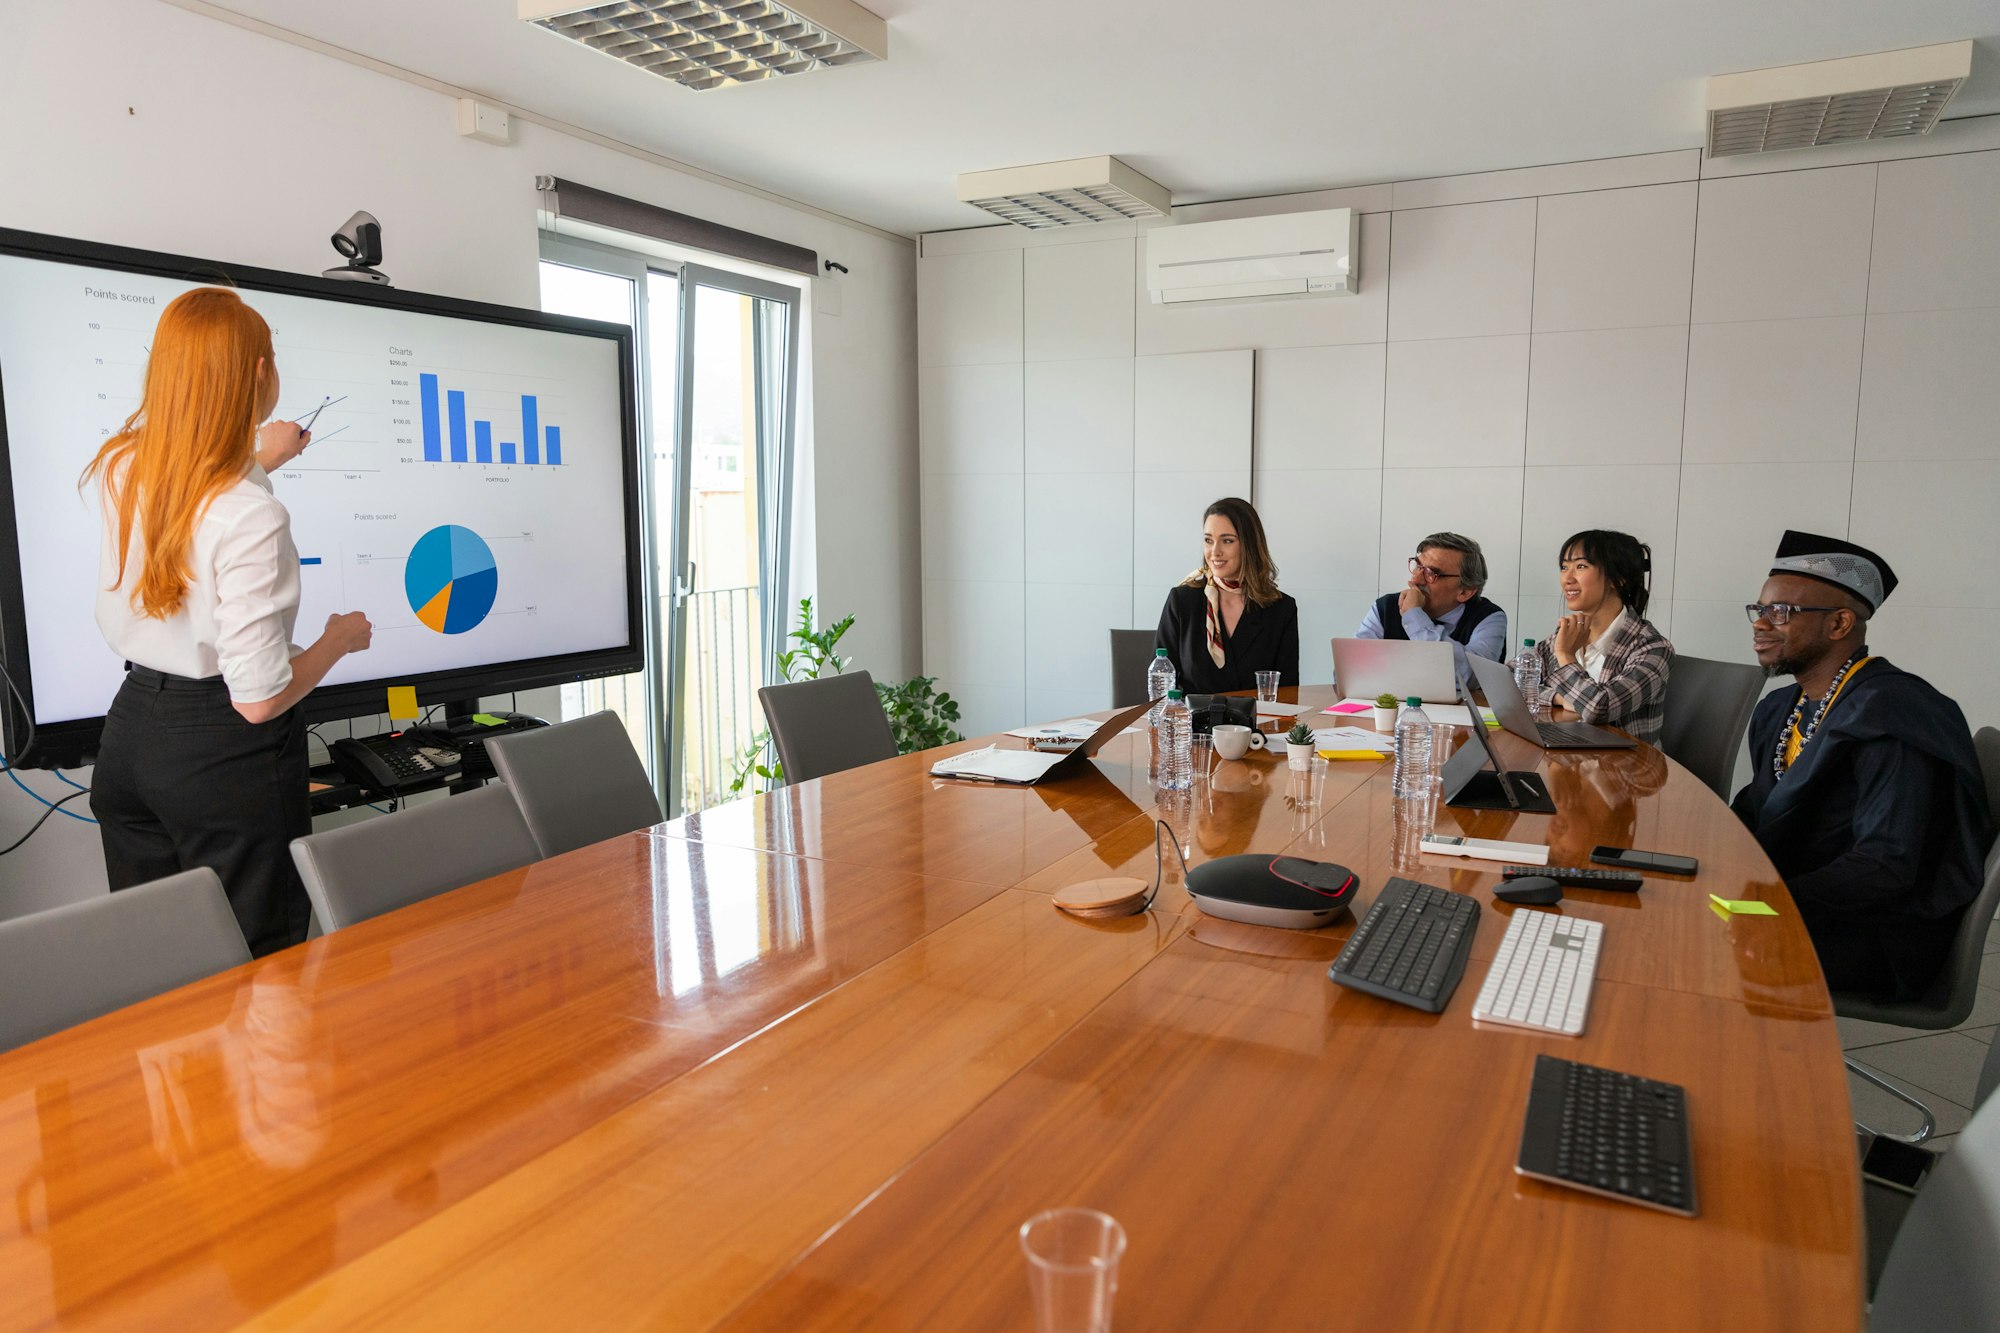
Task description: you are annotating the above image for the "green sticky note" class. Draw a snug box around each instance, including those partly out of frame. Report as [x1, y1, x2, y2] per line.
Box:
[1709, 893, 1779, 917]
[472, 713, 507, 727]
[386, 685, 419, 722]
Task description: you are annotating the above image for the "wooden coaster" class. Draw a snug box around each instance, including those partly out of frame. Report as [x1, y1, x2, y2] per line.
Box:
[1052, 876, 1150, 919]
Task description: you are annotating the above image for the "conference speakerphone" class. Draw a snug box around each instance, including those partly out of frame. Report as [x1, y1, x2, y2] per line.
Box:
[1420, 834, 1549, 866]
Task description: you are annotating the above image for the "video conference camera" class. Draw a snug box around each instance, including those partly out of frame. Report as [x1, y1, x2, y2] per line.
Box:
[324, 210, 390, 285]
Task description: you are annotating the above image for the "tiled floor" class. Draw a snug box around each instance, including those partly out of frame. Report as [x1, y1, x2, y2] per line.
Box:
[1839, 915, 2000, 1153]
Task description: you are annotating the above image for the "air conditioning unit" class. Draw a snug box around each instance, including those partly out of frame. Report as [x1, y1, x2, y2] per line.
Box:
[1145, 208, 1358, 305]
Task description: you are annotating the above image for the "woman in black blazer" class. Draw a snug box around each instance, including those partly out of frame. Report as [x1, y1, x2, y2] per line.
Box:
[1154, 496, 1299, 695]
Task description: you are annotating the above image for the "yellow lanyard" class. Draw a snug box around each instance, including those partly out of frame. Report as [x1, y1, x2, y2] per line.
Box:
[1782, 657, 1873, 770]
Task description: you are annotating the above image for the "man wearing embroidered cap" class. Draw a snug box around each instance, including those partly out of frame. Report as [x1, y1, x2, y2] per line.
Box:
[1731, 531, 1991, 1000]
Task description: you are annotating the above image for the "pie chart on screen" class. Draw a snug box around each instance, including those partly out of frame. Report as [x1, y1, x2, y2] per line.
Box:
[405, 524, 498, 635]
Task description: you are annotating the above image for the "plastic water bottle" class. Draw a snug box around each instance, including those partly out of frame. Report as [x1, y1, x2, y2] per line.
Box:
[1146, 648, 1176, 725]
[1158, 689, 1193, 791]
[1392, 696, 1433, 799]
[1514, 639, 1543, 719]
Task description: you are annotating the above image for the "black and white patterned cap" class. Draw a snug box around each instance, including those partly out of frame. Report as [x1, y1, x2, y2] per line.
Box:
[1770, 530, 1897, 612]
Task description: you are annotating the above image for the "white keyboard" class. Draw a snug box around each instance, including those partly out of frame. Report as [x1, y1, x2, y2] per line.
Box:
[1471, 909, 1604, 1036]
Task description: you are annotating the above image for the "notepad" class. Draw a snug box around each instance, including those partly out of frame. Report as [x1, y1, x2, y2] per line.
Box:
[1709, 894, 1779, 917]
[1324, 701, 1374, 715]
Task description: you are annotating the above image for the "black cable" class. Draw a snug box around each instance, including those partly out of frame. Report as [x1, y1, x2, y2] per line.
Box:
[0, 788, 90, 856]
[0, 655, 38, 766]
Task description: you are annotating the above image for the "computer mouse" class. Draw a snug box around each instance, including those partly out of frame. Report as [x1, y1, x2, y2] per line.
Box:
[1494, 876, 1564, 906]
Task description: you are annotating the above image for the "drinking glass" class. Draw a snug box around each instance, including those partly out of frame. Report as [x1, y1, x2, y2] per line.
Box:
[1190, 734, 1213, 783]
[1020, 1208, 1125, 1333]
[1254, 670, 1281, 703]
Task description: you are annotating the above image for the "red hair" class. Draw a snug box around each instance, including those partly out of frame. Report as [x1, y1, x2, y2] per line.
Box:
[82, 287, 275, 619]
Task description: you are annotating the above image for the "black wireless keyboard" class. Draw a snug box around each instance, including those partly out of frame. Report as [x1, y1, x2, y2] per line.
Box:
[1326, 877, 1480, 1013]
[1503, 865, 1644, 892]
[1516, 1054, 1696, 1216]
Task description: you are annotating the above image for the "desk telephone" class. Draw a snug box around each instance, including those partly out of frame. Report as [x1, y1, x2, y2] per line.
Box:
[330, 732, 462, 795]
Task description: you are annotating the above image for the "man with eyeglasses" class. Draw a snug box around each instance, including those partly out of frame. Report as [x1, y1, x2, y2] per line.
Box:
[1731, 530, 1990, 1001]
[1355, 532, 1509, 684]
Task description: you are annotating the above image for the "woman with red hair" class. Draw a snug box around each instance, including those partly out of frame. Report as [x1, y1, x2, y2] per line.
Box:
[84, 287, 373, 955]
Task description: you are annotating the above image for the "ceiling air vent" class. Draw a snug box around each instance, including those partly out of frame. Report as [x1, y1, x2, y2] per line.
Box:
[956, 156, 1171, 229]
[1706, 40, 1971, 157]
[520, 0, 887, 92]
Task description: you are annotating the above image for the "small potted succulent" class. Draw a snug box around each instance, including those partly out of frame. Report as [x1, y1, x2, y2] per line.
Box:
[1286, 720, 1317, 771]
[1373, 692, 1399, 731]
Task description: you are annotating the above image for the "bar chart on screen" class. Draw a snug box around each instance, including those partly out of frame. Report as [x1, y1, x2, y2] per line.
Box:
[409, 369, 566, 467]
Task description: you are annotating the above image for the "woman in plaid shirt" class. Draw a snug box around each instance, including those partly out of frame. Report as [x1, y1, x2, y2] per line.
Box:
[1529, 530, 1674, 744]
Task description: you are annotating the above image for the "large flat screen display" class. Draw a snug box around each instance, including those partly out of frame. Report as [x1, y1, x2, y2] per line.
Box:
[0, 228, 643, 766]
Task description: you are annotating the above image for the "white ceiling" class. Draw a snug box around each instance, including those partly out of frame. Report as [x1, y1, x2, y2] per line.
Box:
[202, 0, 2000, 237]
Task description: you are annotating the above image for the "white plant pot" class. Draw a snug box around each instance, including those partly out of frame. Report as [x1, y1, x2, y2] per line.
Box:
[1287, 745, 1314, 772]
[1373, 707, 1397, 730]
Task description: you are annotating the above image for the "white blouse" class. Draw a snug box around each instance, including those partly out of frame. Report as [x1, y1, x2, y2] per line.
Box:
[96, 463, 301, 703]
[1577, 608, 1628, 684]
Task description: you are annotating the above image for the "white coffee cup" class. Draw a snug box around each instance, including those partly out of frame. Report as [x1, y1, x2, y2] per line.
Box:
[1210, 724, 1266, 761]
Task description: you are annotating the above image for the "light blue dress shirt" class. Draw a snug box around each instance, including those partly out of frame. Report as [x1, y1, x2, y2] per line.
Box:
[1354, 597, 1511, 684]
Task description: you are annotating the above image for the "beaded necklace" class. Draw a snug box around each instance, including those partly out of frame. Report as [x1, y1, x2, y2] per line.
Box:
[1772, 648, 1866, 781]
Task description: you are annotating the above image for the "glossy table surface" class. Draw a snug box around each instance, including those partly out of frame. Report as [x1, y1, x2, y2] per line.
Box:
[0, 687, 1861, 1330]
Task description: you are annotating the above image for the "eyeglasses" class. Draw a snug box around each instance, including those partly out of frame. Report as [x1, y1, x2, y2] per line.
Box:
[1408, 557, 1463, 583]
[1743, 603, 1844, 627]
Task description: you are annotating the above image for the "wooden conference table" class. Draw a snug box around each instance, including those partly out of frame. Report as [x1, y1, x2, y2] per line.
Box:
[0, 686, 1861, 1330]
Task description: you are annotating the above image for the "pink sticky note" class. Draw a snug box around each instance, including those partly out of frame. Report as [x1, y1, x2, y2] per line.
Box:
[1326, 701, 1372, 715]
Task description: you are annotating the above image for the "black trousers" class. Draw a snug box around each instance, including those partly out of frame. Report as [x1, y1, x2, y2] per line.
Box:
[91, 667, 312, 957]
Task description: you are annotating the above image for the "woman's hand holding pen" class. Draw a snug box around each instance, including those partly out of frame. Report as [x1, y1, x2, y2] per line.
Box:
[256, 420, 311, 472]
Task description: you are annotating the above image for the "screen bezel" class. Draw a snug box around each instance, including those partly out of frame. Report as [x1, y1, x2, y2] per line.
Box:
[0, 226, 646, 768]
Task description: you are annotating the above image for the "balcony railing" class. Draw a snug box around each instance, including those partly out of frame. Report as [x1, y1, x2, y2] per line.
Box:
[679, 584, 762, 814]
[559, 583, 764, 817]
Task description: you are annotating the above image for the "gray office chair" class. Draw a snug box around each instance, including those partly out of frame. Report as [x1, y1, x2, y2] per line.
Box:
[1869, 1073, 2000, 1332]
[1109, 629, 1156, 710]
[486, 711, 665, 859]
[1977, 1026, 2000, 1113]
[1841, 726, 2000, 1142]
[1657, 654, 1766, 799]
[758, 670, 898, 783]
[290, 785, 540, 931]
[0, 868, 249, 1052]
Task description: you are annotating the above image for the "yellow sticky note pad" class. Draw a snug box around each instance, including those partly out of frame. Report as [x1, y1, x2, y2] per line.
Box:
[386, 685, 420, 722]
[1319, 749, 1388, 761]
[1709, 893, 1779, 917]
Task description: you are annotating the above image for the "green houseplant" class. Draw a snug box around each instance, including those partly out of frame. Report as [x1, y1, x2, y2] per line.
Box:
[1286, 720, 1317, 771]
[1373, 692, 1399, 731]
[729, 598, 963, 795]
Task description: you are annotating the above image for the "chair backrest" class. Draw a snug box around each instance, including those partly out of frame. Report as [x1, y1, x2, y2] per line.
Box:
[1870, 1079, 2000, 1331]
[290, 785, 541, 931]
[1658, 654, 1766, 800]
[1109, 630, 1157, 709]
[0, 868, 249, 1053]
[486, 712, 665, 859]
[757, 671, 898, 784]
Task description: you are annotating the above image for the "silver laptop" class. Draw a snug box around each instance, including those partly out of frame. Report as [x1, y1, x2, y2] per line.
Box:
[1468, 655, 1637, 750]
[1331, 637, 1458, 705]
[929, 700, 1155, 785]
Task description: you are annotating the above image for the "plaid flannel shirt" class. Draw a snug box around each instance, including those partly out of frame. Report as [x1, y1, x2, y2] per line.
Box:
[1532, 614, 1674, 745]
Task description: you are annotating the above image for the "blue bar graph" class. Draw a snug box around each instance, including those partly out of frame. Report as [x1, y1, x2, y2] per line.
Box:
[420, 374, 442, 462]
[413, 377, 561, 467]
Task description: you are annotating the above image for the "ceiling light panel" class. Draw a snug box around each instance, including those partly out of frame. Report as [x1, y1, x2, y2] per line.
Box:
[956, 156, 1171, 230]
[520, 0, 887, 92]
[1706, 40, 1971, 157]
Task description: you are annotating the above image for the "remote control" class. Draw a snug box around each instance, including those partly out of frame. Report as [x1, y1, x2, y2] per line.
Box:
[1419, 835, 1549, 866]
[1503, 865, 1643, 892]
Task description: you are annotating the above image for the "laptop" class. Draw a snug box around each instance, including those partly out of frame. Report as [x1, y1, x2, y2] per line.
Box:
[1468, 655, 1638, 751]
[1441, 683, 1556, 813]
[929, 700, 1155, 785]
[1331, 637, 1458, 705]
